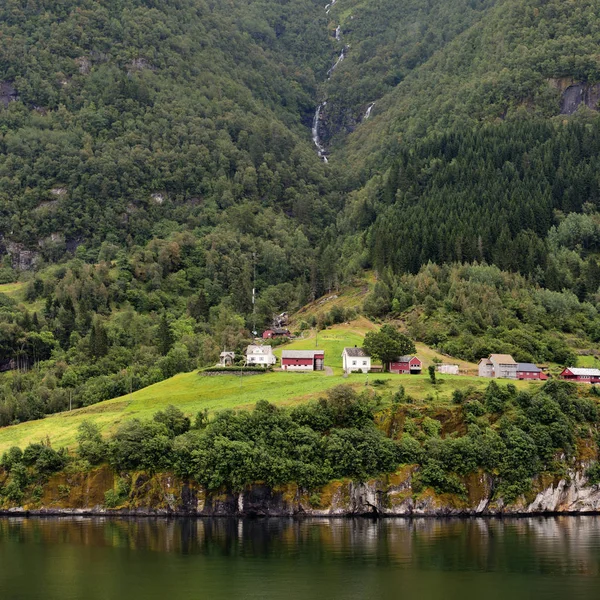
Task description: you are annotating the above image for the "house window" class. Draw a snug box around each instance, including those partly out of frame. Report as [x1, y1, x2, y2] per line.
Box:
[352, 361, 357, 366]
[362, 361, 367, 365]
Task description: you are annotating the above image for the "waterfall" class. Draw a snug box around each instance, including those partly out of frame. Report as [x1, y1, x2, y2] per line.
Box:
[312, 0, 343, 162]
[327, 47, 346, 78]
[364, 102, 375, 120]
[312, 102, 328, 162]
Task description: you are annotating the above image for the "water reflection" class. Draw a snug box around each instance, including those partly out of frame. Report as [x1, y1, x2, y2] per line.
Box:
[1, 517, 600, 599]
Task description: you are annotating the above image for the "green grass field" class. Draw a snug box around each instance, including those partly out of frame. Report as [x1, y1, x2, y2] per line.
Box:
[577, 355, 600, 368]
[275, 326, 368, 370]
[0, 323, 543, 453]
[0, 281, 25, 299]
[0, 369, 542, 454]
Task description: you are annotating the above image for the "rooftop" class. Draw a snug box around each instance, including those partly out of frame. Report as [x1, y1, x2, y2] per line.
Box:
[343, 347, 368, 357]
[564, 367, 600, 377]
[516, 363, 541, 372]
[489, 354, 516, 365]
[246, 345, 273, 354]
[281, 350, 324, 359]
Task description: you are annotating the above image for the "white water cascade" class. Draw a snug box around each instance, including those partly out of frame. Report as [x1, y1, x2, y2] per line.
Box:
[364, 102, 375, 119]
[312, 0, 345, 162]
[327, 47, 346, 78]
[312, 101, 328, 162]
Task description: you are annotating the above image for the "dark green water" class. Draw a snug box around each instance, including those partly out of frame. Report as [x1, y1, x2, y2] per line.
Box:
[1, 517, 600, 599]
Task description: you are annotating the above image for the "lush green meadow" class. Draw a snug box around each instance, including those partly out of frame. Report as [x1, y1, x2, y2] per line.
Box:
[0, 367, 542, 454]
[0, 323, 544, 453]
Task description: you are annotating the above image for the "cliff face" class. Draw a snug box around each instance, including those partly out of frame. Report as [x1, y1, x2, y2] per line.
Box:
[3, 464, 600, 517]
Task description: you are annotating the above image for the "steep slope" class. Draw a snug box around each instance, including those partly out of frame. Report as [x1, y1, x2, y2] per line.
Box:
[317, 0, 499, 148]
[323, 0, 600, 283]
[0, 0, 335, 261]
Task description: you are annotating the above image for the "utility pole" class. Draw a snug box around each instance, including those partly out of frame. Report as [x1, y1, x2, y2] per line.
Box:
[252, 252, 257, 337]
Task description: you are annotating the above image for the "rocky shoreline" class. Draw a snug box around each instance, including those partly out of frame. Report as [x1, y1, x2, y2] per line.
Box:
[2, 465, 600, 518]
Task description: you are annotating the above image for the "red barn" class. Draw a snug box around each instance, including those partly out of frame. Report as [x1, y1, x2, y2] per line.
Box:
[390, 356, 422, 375]
[281, 350, 324, 371]
[263, 328, 291, 339]
[560, 367, 600, 383]
[516, 363, 548, 380]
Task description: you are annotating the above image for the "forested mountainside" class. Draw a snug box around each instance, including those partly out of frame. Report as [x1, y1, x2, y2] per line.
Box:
[3, 0, 600, 426]
[335, 0, 600, 277]
[0, 0, 339, 262]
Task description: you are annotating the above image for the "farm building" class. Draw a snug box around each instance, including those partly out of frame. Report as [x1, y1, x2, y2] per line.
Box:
[516, 363, 548, 380]
[560, 367, 600, 383]
[281, 350, 324, 371]
[436, 364, 459, 375]
[478, 354, 517, 379]
[245, 345, 277, 367]
[262, 328, 291, 340]
[218, 351, 235, 367]
[342, 347, 371, 374]
[390, 356, 422, 375]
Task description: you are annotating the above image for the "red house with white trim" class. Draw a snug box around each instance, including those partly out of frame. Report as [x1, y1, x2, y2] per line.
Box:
[281, 350, 324, 371]
[389, 355, 422, 375]
[560, 367, 600, 383]
[516, 363, 548, 380]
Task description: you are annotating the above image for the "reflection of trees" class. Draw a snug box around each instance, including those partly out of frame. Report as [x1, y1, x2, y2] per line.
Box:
[0, 516, 599, 576]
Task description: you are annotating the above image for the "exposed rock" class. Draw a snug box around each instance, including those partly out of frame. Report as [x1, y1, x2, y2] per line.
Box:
[75, 57, 91, 75]
[4, 241, 40, 271]
[4, 465, 600, 517]
[151, 193, 166, 205]
[51, 187, 67, 196]
[0, 81, 18, 108]
[127, 58, 154, 75]
[549, 78, 600, 115]
[38, 233, 65, 248]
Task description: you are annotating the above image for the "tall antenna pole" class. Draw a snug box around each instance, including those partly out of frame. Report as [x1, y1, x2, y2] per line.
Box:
[252, 252, 257, 337]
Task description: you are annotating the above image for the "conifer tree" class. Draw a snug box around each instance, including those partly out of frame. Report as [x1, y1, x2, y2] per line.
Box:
[157, 314, 174, 356]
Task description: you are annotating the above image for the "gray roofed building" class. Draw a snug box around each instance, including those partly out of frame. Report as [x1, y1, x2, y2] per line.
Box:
[342, 347, 368, 357]
[281, 350, 324, 359]
[516, 363, 542, 373]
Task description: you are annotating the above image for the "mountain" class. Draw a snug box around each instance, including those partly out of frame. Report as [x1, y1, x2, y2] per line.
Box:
[2, 0, 600, 425]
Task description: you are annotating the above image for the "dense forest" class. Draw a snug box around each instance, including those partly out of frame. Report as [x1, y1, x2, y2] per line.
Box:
[2, 0, 600, 426]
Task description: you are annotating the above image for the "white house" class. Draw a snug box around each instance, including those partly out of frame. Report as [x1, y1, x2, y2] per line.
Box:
[478, 354, 517, 379]
[245, 345, 276, 367]
[437, 364, 459, 375]
[342, 347, 371, 374]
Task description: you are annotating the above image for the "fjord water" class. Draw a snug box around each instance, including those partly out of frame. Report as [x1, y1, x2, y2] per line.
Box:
[1, 517, 600, 600]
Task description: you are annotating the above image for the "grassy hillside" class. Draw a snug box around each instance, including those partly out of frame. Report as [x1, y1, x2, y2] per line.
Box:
[0, 322, 537, 454]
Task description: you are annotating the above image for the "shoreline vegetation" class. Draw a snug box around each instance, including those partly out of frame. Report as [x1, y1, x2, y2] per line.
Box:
[1, 381, 600, 516]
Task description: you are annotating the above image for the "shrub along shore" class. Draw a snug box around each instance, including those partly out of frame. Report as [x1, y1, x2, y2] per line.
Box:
[1, 381, 599, 513]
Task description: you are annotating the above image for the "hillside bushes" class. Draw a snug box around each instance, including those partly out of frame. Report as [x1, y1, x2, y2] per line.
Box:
[1, 381, 598, 507]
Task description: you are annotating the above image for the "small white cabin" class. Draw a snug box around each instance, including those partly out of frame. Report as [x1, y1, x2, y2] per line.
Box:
[342, 347, 371, 374]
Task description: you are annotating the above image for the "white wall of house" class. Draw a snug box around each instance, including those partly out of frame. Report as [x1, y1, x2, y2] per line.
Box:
[478, 361, 493, 377]
[246, 346, 276, 367]
[342, 351, 371, 374]
[490, 359, 517, 379]
[437, 364, 459, 375]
